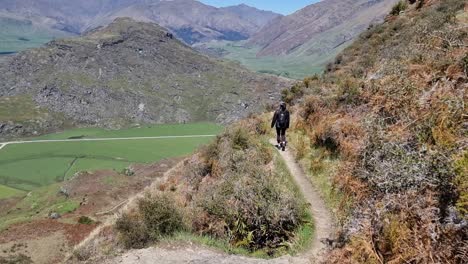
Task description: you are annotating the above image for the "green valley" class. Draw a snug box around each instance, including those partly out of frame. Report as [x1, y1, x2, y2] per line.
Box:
[0, 123, 222, 194]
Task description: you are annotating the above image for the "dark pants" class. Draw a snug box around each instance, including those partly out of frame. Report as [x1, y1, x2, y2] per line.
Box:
[276, 127, 287, 144]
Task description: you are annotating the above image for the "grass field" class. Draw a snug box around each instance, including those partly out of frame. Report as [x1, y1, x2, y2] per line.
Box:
[0, 123, 222, 193]
[196, 41, 329, 79]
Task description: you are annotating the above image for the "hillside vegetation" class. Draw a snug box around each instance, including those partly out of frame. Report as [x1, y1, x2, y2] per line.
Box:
[280, 0, 467, 262]
[111, 119, 311, 258]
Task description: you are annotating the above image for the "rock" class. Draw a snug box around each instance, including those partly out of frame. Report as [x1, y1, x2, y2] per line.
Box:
[49, 212, 61, 219]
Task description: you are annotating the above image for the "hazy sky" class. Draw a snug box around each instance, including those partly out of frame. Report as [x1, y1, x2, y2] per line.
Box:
[199, 0, 321, 15]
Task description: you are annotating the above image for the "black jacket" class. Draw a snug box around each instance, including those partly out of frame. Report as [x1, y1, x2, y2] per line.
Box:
[271, 109, 290, 129]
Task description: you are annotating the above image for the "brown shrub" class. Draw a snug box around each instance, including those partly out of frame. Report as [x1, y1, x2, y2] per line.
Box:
[115, 194, 185, 249]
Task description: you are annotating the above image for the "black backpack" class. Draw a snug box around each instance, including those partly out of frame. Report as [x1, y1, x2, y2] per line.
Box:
[277, 110, 287, 127]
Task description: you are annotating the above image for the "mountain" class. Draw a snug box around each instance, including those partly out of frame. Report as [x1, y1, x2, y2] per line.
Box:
[89, 1, 282, 44]
[220, 4, 280, 31]
[0, 0, 281, 52]
[248, 0, 399, 57]
[196, 0, 399, 79]
[0, 18, 290, 138]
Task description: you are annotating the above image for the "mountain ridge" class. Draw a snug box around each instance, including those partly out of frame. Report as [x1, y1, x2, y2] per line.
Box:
[248, 0, 399, 57]
[0, 0, 282, 49]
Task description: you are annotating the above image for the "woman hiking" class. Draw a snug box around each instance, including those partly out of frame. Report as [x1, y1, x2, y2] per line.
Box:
[271, 102, 290, 151]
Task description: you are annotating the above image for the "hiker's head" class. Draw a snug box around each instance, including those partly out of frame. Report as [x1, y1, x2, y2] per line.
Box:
[280, 101, 286, 111]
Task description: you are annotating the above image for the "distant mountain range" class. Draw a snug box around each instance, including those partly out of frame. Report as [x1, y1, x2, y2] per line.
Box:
[0, 0, 281, 51]
[248, 0, 399, 57]
[196, 0, 399, 79]
[0, 18, 290, 138]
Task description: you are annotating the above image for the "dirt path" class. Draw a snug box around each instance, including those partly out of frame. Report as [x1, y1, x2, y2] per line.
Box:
[270, 139, 334, 260]
[101, 140, 334, 264]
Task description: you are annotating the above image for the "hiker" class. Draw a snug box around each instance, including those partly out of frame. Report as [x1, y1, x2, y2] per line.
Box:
[271, 102, 290, 151]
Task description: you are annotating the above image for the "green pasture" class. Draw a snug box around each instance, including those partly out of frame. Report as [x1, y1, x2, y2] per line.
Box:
[0, 184, 25, 199]
[0, 123, 222, 194]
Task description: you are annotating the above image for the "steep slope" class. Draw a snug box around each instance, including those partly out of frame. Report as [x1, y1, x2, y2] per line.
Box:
[220, 4, 280, 32]
[0, 0, 137, 34]
[248, 0, 399, 57]
[0, 0, 281, 51]
[280, 0, 467, 262]
[0, 18, 290, 139]
[196, 0, 399, 79]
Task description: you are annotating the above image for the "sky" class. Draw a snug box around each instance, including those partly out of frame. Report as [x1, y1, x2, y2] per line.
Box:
[199, 0, 321, 15]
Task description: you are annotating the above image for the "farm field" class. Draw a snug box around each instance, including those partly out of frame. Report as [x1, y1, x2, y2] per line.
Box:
[0, 123, 222, 194]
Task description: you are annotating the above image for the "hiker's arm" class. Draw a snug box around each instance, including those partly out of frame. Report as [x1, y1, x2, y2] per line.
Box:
[271, 112, 277, 128]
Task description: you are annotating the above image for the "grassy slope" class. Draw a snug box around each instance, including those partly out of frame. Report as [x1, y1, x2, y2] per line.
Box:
[0, 95, 54, 122]
[0, 16, 71, 53]
[278, 0, 467, 262]
[0, 123, 222, 192]
[0, 183, 80, 231]
[0, 184, 25, 199]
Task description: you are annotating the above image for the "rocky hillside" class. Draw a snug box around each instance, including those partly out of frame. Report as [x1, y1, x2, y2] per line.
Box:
[280, 0, 467, 262]
[248, 0, 399, 57]
[0, 0, 281, 50]
[0, 18, 290, 139]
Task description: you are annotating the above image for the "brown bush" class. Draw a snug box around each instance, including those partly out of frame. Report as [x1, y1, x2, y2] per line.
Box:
[184, 126, 305, 251]
[115, 194, 185, 249]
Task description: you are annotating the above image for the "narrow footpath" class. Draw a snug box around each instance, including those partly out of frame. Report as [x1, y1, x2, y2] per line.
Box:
[103, 140, 334, 264]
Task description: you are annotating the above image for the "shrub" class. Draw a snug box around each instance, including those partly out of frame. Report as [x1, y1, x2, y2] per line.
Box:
[186, 125, 305, 251]
[115, 213, 150, 249]
[78, 216, 94, 225]
[231, 127, 251, 150]
[391, 1, 408, 16]
[138, 194, 185, 239]
[115, 194, 185, 249]
[454, 151, 468, 215]
[461, 54, 468, 74]
[0, 254, 33, 264]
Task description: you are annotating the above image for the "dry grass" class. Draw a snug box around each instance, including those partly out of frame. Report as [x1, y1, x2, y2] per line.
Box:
[282, 0, 467, 262]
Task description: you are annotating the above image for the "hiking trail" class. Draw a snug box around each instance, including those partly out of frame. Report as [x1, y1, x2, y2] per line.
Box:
[98, 139, 334, 264]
